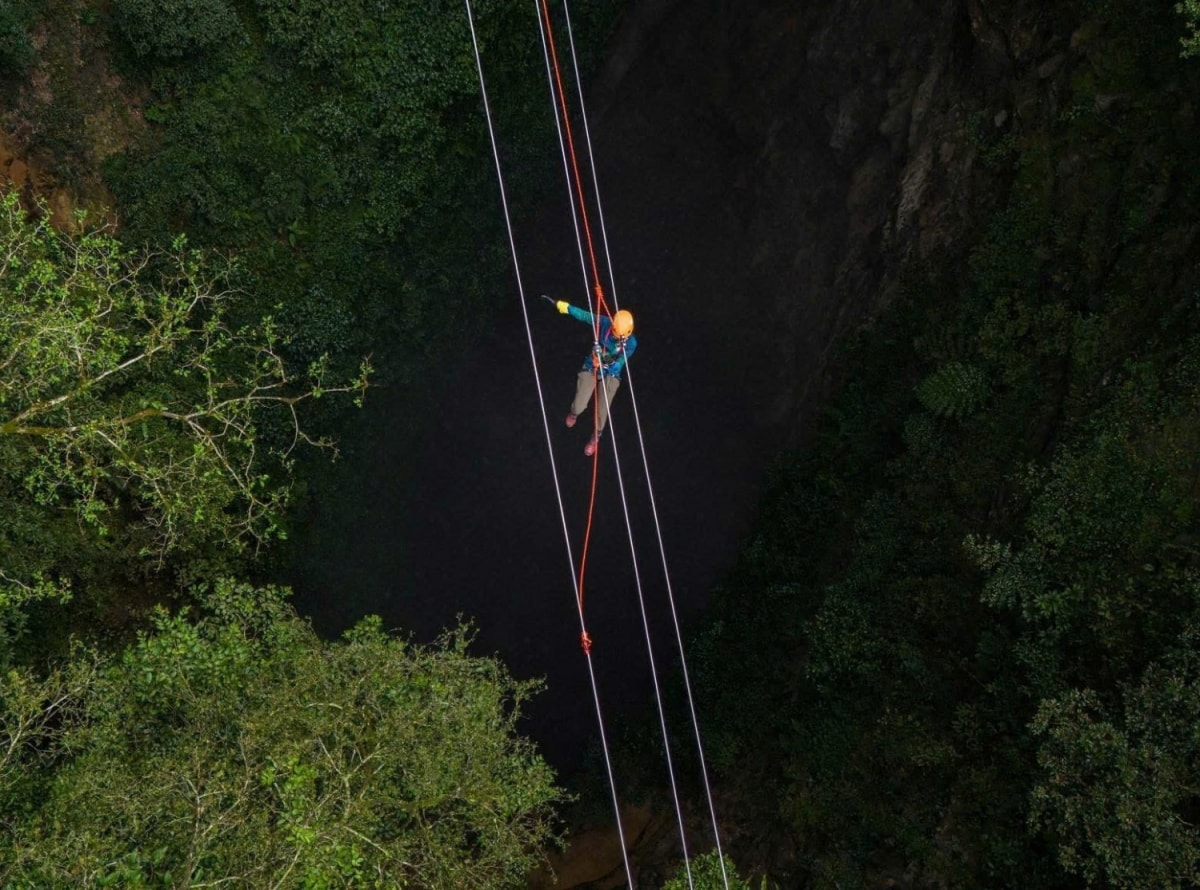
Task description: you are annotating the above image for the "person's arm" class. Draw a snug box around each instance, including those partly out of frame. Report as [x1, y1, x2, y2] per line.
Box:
[546, 296, 597, 327]
[565, 304, 596, 326]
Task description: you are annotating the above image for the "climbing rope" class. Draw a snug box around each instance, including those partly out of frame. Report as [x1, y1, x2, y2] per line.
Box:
[462, 1, 632, 883]
[559, 1, 731, 885]
[533, 0, 609, 634]
[536, 0, 610, 329]
[470, 2, 731, 886]
[536, 3, 705, 888]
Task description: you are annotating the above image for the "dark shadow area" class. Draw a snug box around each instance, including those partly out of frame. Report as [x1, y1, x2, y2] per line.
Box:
[289, 6, 792, 776]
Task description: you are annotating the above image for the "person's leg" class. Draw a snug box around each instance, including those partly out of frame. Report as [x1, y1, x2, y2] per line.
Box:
[595, 376, 621, 432]
[571, 370, 595, 418]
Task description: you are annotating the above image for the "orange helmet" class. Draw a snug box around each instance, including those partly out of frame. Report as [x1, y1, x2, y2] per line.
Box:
[612, 309, 634, 338]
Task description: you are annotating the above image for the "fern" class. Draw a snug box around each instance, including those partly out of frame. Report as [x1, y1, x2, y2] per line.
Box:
[915, 361, 991, 419]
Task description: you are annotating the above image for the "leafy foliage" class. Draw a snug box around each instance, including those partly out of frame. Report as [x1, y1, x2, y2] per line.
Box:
[0, 190, 367, 656]
[0, 0, 36, 72]
[915, 361, 990, 419]
[692, 1, 1200, 885]
[663, 850, 753, 890]
[113, 0, 244, 60]
[1032, 649, 1200, 890]
[0, 582, 561, 888]
[1180, 0, 1200, 56]
[0, 191, 367, 552]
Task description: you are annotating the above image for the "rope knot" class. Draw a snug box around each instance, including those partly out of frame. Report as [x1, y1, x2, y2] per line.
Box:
[580, 631, 593, 654]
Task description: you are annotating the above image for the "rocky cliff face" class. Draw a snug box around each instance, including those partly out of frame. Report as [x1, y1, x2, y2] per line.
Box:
[586, 0, 1115, 444]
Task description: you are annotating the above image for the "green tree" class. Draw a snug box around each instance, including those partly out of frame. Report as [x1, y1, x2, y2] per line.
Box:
[0, 647, 99, 815]
[0, 581, 561, 887]
[113, 0, 245, 60]
[0, 191, 368, 632]
[0, 191, 360, 554]
[663, 850, 753, 890]
[1180, 0, 1200, 56]
[1031, 629, 1200, 889]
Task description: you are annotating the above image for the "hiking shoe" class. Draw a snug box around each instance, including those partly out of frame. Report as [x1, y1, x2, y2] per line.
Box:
[565, 412, 578, 428]
[583, 435, 598, 457]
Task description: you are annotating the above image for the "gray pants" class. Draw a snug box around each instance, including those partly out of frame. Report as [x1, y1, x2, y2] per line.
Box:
[571, 371, 621, 433]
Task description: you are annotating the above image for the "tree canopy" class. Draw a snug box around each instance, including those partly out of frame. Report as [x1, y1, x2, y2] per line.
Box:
[0, 582, 561, 888]
[0, 3, 614, 887]
[1181, 0, 1200, 56]
[0, 191, 367, 656]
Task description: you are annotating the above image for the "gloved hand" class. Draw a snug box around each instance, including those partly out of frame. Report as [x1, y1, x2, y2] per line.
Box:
[556, 300, 570, 314]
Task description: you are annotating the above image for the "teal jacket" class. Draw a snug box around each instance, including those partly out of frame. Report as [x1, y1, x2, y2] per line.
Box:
[567, 305, 638, 377]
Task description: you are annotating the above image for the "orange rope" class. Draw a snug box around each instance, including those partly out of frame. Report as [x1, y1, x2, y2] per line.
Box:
[540, 0, 614, 651]
[539, 0, 609, 325]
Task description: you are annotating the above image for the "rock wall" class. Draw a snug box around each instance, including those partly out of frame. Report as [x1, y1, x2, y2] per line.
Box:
[0, 7, 141, 228]
[0, 130, 85, 229]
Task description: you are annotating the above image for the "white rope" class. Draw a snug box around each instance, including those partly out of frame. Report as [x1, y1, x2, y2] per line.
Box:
[532, 0, 598, 328]
[595, 387, 695, 890]
[462, 4, 633, 886]
[535, 1, 698, 886]
[534, 4, 697, 886]
[563, 1, 730, 886]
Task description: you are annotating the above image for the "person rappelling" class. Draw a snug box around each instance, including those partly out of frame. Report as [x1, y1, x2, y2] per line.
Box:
[542, 295, 637, 456]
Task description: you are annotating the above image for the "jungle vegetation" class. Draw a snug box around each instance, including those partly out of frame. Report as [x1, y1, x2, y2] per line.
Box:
[0, 1, 618, 886]
[3, 0, 1200, 887]
[692, 0, 1200, 887]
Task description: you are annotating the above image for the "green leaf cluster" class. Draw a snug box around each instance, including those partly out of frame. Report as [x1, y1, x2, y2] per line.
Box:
[1180, 0, 1200, 56]
[0, 581, 561, 888]
[113, 0, 244, 60]
[663, 850, 754, 890]
[0, 189, 368, 658]
[1031, 648, 1200, 890]
[914, 361, 990, 419]
[0, 0, 38, 72]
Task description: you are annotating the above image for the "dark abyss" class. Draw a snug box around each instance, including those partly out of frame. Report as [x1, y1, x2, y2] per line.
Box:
[289, 4, 797, 776]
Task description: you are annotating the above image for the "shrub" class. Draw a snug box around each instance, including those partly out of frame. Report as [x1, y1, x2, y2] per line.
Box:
[915, 361, 991, 419]
[664, 850, 753, 890]
[1180, 0, 1200, 56]
[0, 1, 35, 73]
[112, 0, 243, 60]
